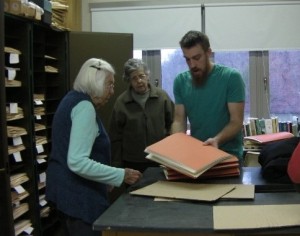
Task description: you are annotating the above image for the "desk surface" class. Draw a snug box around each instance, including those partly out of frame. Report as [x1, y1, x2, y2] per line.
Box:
[128, 167, 296, 193]
[93, 167, 300, 234]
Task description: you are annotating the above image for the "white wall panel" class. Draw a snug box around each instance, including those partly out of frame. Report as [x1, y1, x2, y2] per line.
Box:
[205, 2, 300, 51]
[91, 4, 202, 49]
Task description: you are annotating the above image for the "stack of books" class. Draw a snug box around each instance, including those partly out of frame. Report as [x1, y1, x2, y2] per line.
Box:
[243, 117, 299, 137]
[145, 133, 240, 180]
[161, 156, 240, 180]
[243, 131, 295, 151]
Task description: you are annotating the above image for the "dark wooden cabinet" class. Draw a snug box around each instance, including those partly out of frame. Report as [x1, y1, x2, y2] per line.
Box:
[0, 4, 15, 236]
[4, 14, 38, 236]
[1, 13, 68, 236]
[1, 11, 133, 236]
[32, 22, 69, 236]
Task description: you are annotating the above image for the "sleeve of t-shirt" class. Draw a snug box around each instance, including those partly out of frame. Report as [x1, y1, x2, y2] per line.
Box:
[67, 100, 125, 187]
[227, 69, 245, 103]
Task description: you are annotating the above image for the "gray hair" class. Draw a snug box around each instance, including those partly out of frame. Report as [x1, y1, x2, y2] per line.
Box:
[73, 58, 115, 97]
[180, 30, 211, 52]
[122, 58, 150, 82]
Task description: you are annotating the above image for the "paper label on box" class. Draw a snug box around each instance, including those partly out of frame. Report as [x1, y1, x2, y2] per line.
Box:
[8, 68, 16, 80]
[39, 172, 46, 183]
[14, 185, 26, 194]
[35, 115, 42, 120]
[37, 158, 46, 164]
[13, 152, 22, 162]
[10, 53, 20, 64]
[9, 103, 18, 113]
[36, 145, 44, 153]
[13, 136, 23, 146]
[34, 100, 43, 105]
[24, 226, 34, 234]
[40, 199, 47, 206]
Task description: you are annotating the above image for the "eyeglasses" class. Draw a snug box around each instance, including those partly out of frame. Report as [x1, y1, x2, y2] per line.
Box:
[130, 74, 147, 82]
[105, 83, 114, 92]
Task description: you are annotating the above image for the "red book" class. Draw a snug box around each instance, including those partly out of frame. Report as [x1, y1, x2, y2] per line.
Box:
[145, 133, 232, 179]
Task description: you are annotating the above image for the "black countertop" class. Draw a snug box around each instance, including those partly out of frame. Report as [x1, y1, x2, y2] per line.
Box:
[128, 167, 297, 193]
[93, 167, 300, 234]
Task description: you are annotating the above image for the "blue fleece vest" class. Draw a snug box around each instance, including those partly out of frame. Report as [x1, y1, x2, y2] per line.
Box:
[46, 90, 110, 224]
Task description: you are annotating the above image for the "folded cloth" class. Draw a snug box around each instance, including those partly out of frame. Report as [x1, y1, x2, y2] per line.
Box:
[258, 137, 300, 183]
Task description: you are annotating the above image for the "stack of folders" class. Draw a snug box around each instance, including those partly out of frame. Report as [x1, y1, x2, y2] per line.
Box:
[145, 133, 240, 180]
[243, 131, 295, 151]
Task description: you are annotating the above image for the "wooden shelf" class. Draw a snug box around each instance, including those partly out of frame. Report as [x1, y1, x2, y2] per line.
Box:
[1, 13, 68, 236]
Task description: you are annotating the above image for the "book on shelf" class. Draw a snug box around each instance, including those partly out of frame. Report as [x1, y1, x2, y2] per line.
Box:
[243, 117, 281, 137]
[264, 118, 273, 134]
[145, 133, 233, 179]
[248, 117, 258, 135]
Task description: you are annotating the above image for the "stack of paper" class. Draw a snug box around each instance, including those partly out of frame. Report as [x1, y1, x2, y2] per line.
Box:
[13, 203, 29, 220]
[14, 219, 32, 235]
[214, 204, 300, 230]
[5, 46, 22, 87]
[10, 173, 29, 188]
[8, 144, 26, 155]
[145, 133, 233, 179]
[34, 123, 46, 132]
[34, 106, 45, 116]
[50, 0, 69, 30]
[5, 78, 22, 87]
[45, 65, 59, 73]
[7, 126, 27, 138]
[11, 190, 29, 205]
[162, 156, 240, 180]
[131, 181, 255, 201]
[6, 106, 24, 121]
[35, 136, 48, 146]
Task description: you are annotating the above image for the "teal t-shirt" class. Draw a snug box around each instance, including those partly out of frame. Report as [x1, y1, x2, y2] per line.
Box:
[173, 64, 245, 159]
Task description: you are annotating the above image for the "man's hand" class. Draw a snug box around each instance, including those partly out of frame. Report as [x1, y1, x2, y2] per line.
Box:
[203, 137, 219, 148]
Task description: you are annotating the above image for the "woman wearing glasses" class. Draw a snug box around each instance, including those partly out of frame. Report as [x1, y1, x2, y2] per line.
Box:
[46, 58, 142, 236]
[109, 58, 174, 173]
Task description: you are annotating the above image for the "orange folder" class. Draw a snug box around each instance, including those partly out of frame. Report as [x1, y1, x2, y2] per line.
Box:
[145, 133, 232, 179]
[163, 167, 240, 180]
[244, 131, 294, 144]
[162, 156, 240, 180]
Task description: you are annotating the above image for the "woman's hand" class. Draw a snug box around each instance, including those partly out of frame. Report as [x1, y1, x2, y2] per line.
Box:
[124, 168, 142, 185]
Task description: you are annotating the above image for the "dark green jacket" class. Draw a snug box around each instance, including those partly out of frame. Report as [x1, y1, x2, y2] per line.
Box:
[109, 84, 174, 166]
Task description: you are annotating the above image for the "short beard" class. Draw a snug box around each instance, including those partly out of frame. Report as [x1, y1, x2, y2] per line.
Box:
[191, 56, 211, 87]
[191, 69, 209, 87]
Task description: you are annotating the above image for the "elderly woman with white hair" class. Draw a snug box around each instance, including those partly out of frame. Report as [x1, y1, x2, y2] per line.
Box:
[46, 58, 142, 236]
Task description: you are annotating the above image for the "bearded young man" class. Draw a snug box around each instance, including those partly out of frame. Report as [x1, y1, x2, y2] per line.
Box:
[171, 30, 245, 160]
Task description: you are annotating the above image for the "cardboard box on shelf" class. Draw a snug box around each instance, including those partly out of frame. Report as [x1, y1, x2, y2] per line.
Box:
[32, 0, 52, 24]
[7, 0, 43, 21]
[8, 0, 26, 16]
[4, 1, 10, 12]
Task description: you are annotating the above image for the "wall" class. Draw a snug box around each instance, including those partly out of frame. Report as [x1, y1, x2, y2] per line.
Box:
[81, 0, 297, 32]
